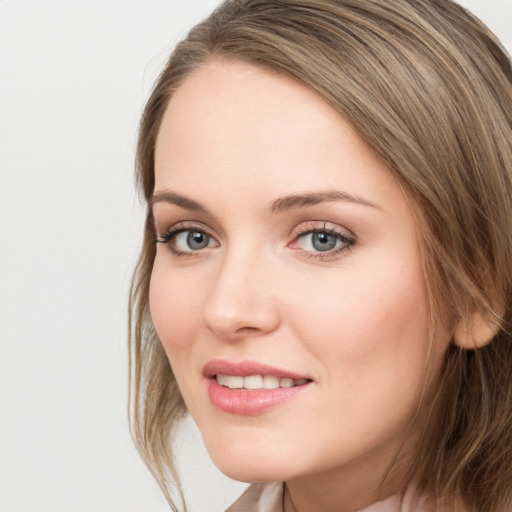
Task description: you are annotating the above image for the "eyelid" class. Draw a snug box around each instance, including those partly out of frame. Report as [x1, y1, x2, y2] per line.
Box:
[156, 221, 212, 239]
[155, 219, 355, 260]
[292, 220, 355, 240]
[288, 221, 356, 260]
[155, 221, 220, 256]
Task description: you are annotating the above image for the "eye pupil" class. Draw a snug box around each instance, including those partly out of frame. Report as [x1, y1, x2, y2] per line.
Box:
[312, 232, 337, 251]
[187, 231, 209, 249]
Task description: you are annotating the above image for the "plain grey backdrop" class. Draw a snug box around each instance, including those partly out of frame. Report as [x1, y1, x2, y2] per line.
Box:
[1, 1, 510, 511]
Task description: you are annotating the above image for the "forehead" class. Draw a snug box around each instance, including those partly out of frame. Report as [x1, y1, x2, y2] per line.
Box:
[156, 60, 392, 191]
[155, 59, 350, 172]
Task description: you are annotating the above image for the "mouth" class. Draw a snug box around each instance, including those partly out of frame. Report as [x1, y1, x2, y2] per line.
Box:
[215, 374, 309, 389]
[203, 360, 313, 415]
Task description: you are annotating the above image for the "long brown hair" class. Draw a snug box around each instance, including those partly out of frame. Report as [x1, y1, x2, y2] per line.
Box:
[129, 1, 512, 510]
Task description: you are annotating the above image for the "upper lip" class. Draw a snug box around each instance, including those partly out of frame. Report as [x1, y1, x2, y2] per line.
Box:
[203, 359, 312, 381]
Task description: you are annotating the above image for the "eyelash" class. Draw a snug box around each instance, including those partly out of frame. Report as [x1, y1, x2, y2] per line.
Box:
[155, 221, 356, 260]
[291, 222, 355, 260]
[155, 222, 215, 257]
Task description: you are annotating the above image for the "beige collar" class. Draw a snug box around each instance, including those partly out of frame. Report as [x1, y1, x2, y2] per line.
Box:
[226, 483, 427, 512]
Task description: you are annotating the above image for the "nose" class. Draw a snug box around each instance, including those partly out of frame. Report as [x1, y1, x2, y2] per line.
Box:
[202, 248, 281, 340]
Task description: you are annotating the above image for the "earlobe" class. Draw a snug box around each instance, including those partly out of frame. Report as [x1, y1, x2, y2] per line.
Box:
[453, 309, 502, 349]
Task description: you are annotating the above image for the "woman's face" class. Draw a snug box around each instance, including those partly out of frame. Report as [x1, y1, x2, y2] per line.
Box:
[150, 60, 450, 486]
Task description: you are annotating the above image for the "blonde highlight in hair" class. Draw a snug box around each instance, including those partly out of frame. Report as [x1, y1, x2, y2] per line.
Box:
[129, 1, 512, 509]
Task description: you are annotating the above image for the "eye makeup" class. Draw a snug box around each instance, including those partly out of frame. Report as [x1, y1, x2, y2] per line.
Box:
[155, 218, 356, 262]
[156, 221, 218, 257]
[289, 221, 356, 261]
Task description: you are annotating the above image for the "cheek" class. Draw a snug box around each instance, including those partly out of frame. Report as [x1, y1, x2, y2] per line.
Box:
[149, 258, 203, 354]
[280, 258, 436, 464]
[288, 254, 432, 381]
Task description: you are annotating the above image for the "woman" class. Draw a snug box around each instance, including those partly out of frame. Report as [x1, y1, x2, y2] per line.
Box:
[129, 0, 512, 510]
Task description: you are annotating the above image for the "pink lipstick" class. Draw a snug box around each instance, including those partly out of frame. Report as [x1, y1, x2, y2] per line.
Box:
[203, 359, 312, 415]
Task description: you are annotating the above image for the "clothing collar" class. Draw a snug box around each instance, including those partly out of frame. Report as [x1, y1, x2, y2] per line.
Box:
[225, 482, 426, 512]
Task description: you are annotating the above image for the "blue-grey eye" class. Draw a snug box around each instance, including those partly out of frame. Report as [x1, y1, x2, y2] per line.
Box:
[174, 230, 214, 251]
[298, 231, 345, 252]
[188, 231, 209, 249]
[311, 232, 338, 251]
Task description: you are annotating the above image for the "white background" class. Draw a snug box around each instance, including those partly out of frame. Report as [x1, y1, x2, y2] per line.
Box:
[0, 1, 510, 511]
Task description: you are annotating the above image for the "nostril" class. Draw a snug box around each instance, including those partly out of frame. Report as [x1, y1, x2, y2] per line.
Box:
[235, 326, 260, 334]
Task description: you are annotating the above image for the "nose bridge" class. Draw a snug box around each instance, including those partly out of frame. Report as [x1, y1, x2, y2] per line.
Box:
[203, 241, 280, 339]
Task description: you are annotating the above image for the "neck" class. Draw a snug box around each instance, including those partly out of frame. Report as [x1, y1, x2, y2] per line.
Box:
[283, 445, 411, 512]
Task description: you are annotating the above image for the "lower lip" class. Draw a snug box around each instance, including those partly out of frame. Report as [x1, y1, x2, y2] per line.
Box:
[207, 378, 311, 415]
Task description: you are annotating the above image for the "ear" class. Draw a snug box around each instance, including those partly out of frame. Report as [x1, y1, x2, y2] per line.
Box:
[453, 309, 502, 350]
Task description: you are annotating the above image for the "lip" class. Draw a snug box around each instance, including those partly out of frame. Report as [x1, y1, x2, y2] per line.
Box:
[203, 359, 311, 380]
[203, 359, 313, 415]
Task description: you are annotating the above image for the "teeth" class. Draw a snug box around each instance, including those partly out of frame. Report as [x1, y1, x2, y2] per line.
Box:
[262, 375, 279, 389]
[216, 374, 308, 390]
[280, 378, 294, 388]
[219, 375, 244, 389]
[244, 375, 263, 389]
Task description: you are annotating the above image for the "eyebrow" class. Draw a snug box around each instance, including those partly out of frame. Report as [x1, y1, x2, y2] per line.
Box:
[269, 190, 379, 212]
[150, 191, 209, 213]
[150, 189, 379, 213]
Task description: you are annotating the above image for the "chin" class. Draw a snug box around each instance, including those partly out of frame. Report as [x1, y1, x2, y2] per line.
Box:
[215, 460, 290, 484]
[204, 440, 298, 483]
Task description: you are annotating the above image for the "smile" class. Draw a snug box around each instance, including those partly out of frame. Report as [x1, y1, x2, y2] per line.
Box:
[216, 374, 309, 389]
[204, 360, 313, 415]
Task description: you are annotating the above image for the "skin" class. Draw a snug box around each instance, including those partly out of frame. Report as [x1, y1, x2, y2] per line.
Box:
[150, 60, 452, 512]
